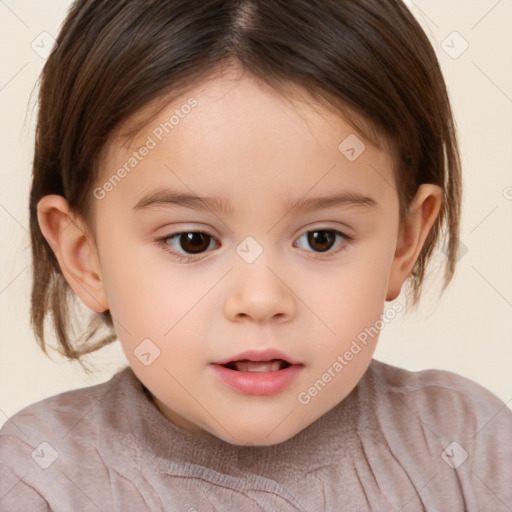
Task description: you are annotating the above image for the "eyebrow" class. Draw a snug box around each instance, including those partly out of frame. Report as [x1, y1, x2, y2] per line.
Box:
[132, 189, 377, 215]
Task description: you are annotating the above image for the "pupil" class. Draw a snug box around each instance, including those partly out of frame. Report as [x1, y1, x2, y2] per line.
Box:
[308, 230, 335, 252]
[181, 233, 209, 254]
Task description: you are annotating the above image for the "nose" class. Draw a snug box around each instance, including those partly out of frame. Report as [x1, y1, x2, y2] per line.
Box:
[223, 260, 297, 324]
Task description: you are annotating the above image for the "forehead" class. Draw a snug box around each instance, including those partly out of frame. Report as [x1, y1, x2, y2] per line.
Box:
[99, 69, 398, 210]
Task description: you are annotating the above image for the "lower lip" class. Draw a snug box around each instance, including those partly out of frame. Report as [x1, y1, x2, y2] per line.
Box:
[210, 363, 303, 396]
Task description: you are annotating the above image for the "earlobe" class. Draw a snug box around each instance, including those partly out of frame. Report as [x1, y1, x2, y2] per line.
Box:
[386, 184, 443, 301]
[37, 195, 108, 313]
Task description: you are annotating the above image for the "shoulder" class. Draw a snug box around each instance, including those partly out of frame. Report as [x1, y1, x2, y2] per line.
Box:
[367, 358, 512, 435]
[0, 365, 132, 442]
[0, 366, 135, 510]
[355, 359, 512, 507]
[362, 359, 512, 506]
[369, 357, 505, 401]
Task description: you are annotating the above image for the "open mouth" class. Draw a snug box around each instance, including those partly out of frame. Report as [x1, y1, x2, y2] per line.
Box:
[211, 354, 303, 395]
[222, 359, 292, 372]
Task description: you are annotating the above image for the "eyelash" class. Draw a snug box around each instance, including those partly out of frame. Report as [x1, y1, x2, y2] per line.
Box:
[156, 228, 353, 263]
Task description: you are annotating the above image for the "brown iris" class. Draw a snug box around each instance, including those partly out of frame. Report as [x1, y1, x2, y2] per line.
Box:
[307, 230, 336, 252]
[178, 232, 211, 254]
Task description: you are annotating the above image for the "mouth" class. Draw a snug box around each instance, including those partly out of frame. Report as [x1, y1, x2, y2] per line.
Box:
[212, 348, 302, 371]
[210, 349, 303, 395]
[221, 359, 292, 372]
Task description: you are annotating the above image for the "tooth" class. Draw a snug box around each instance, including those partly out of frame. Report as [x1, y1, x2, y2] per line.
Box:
[233, 360, 282, 372]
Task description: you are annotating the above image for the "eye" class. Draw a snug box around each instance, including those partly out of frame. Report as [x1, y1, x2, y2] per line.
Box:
[158, 231, 219, 262]
[157, 228, 351, 263]
[294, 229, 350, 255]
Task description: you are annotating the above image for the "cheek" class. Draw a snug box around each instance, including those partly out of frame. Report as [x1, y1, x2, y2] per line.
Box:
[97, 231, 213, 356]
[95, 226, 175, 334]
[314, 251, 394, 340]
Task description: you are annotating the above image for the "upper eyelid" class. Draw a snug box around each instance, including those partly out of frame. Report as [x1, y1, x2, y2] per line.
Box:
[163, 225, 349, 241]
[163, 221, 351, 237]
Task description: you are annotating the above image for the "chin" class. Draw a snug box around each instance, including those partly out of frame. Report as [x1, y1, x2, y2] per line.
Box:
[208, 419, 302, 447]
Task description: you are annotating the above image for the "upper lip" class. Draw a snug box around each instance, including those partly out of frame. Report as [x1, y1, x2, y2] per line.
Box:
[212, 348, 303, 366]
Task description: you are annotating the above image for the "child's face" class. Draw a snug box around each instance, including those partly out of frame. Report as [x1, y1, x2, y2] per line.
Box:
[88, 68, 412, 445]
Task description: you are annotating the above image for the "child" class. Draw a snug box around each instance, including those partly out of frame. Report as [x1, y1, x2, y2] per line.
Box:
[1, 0, 511, 510]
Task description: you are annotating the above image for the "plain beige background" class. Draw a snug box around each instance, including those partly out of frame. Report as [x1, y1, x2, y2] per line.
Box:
[1, 0, 511, 428]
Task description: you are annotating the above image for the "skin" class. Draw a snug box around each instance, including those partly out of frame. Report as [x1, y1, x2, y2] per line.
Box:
[37, 65, 442, 446]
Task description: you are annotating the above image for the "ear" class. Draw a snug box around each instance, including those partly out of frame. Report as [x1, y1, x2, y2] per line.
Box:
[386, 184, 443, 301]
[37, 195, 108, 313]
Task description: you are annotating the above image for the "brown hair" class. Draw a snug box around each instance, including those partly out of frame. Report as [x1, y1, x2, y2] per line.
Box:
[29, 0, 462, 365]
